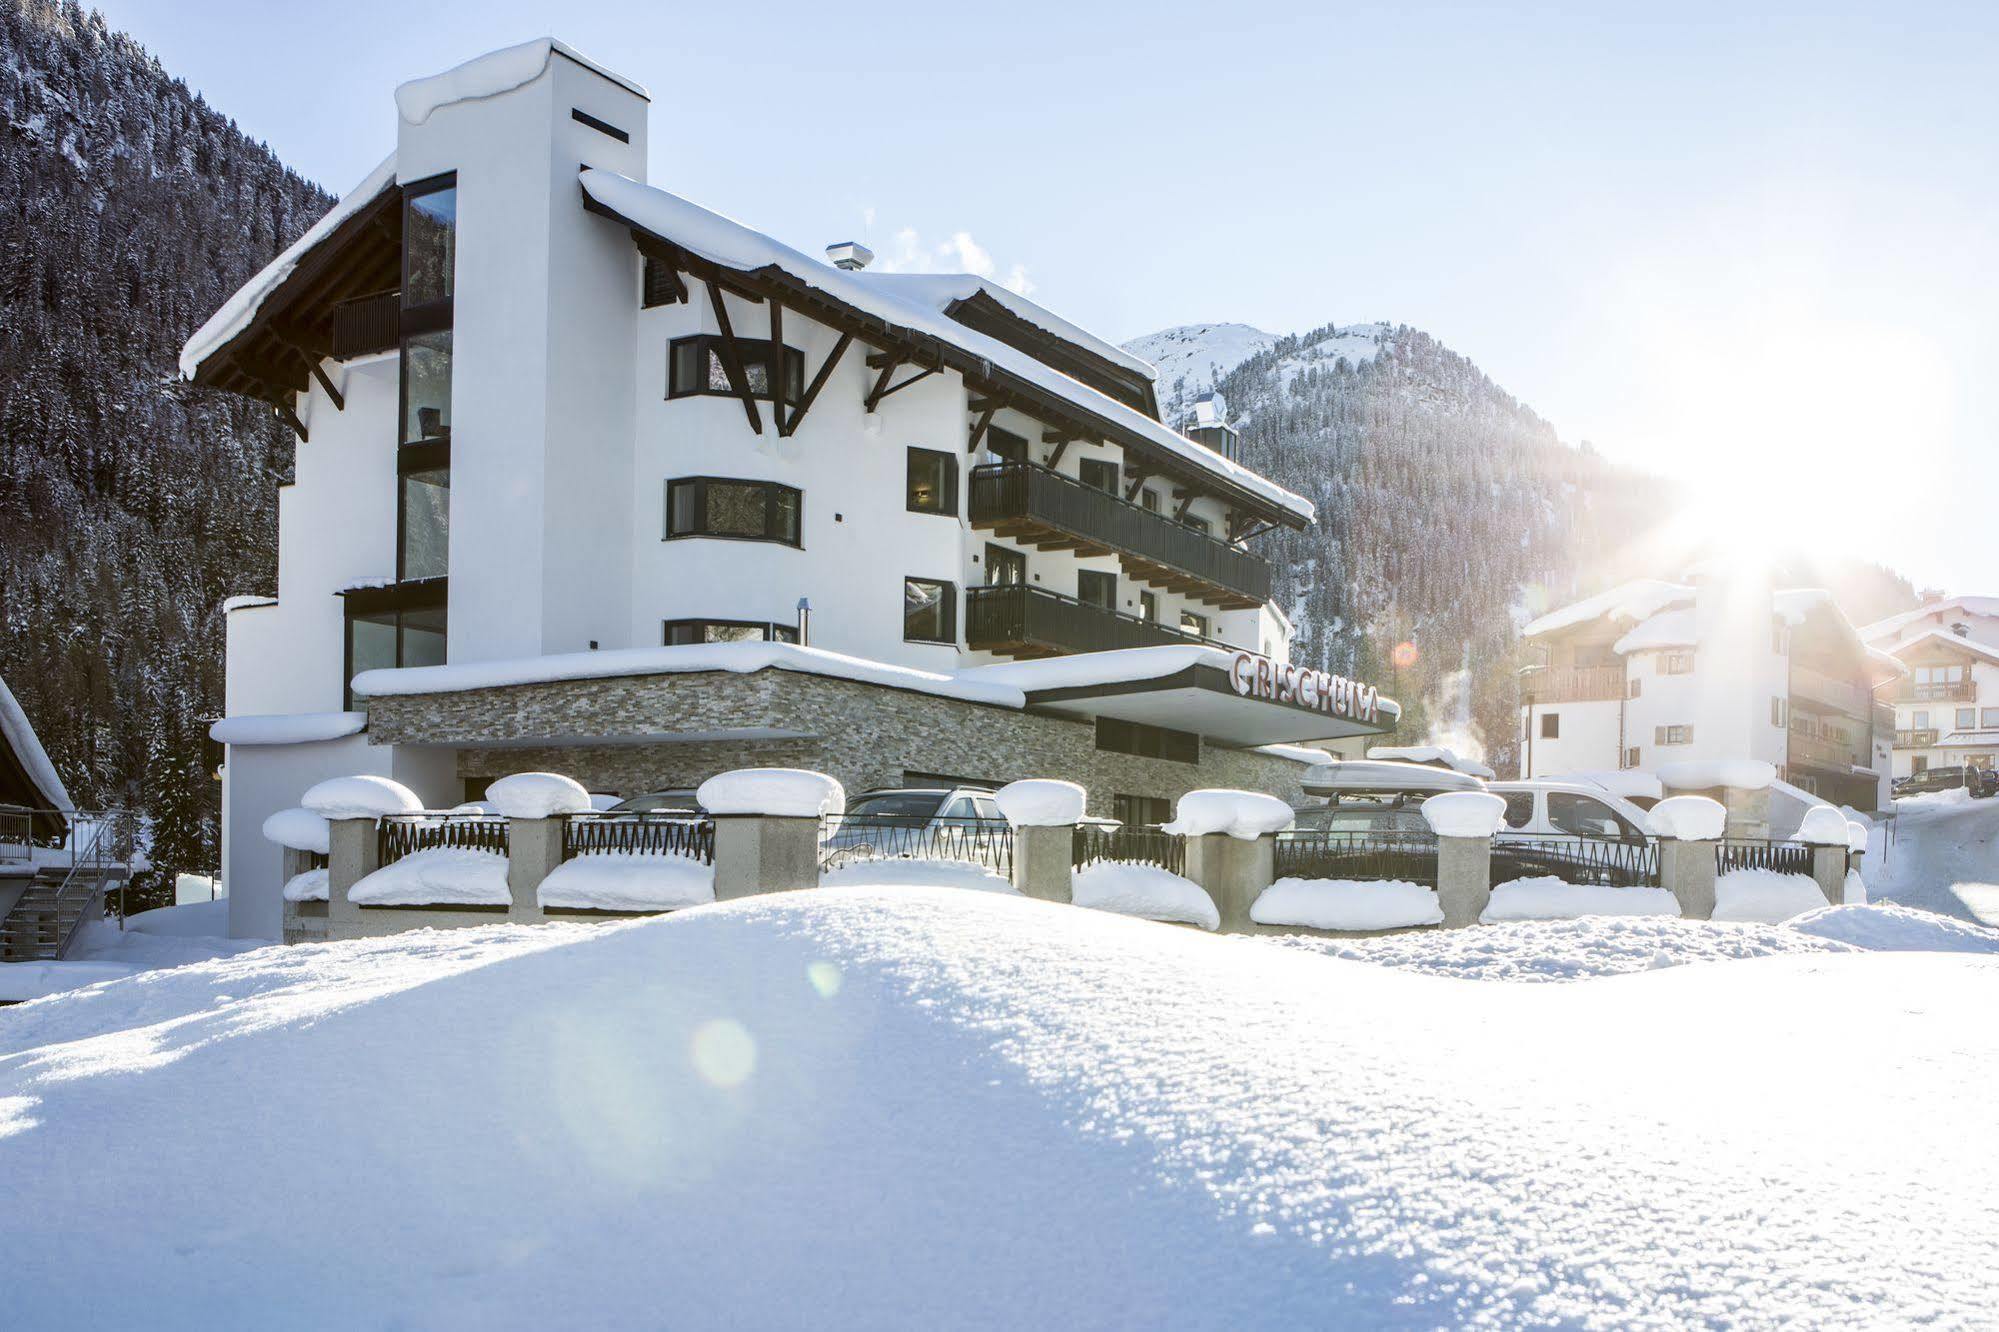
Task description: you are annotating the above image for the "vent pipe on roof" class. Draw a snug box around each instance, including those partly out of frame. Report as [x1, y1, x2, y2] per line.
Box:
[826, 242, 873, 271]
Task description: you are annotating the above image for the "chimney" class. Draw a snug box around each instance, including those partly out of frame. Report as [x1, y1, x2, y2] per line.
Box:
[826, 242, 873, 271]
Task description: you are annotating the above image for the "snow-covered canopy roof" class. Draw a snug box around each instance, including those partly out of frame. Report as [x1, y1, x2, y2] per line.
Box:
[394, 38, 646, 126]
[578, 168, 1313, 527]
[1862, 596, 1999, 647]
[1935, 729, 1999, 748]
[0, 675, 70, 815]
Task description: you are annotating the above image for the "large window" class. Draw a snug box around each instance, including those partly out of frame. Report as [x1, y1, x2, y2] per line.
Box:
[344, 602, 446, 708]
[1079, 458, 1120, 493]
[398, 460, 450, 581]
[1096, 717, 1198, 764]
[1113, 794, 1172, 827]
[400, 328, 452, 445]
[984, 544, 1025, 587]
[402, 175, 457, 310]
[1958, 707, 1977, 730]
[1179, 610, 1209, 640]
[985, 426, 1027, 465]
[907, 448, 958, 515]
[1079, 570, 1117, 609]
[663, 619, 799, 646]
[665, 478, 801, 546]
[668, 336, 804, 403]
[904, 577, 956, 644]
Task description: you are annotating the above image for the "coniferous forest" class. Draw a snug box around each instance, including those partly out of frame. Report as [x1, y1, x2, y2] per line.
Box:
[0, 0, 329, 901]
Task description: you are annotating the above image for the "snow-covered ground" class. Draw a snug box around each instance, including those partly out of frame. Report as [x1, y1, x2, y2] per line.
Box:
[1862, 789, 1999, 926]
[4, 887, 1999, 1325]
[0, 900, 261, 1002]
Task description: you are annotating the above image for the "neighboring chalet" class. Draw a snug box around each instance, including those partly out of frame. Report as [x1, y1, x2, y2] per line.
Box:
[1518, 570, 1902, 810]
[184, 39, 1398, 940]
[1862, 596, 1999, 778]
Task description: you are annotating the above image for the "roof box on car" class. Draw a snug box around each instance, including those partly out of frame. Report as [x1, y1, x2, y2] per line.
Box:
[1300, 759, 1485, 799]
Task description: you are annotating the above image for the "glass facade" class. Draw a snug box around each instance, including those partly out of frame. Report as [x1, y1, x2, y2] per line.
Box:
[904, 578, 955, 643]
[400, 467, 450, 581]
[401, 330, 453, 445]
[404, 182, 457, 308]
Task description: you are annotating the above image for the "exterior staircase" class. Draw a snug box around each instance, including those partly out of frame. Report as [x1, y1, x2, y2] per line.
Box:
[0, 811, 134, 963]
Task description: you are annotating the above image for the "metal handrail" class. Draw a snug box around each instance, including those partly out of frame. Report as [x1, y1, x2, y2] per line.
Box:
[0, 807, 137, 961]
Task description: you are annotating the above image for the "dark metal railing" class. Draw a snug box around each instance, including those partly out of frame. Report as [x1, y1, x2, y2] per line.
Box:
[1716, 838, 1815, 877]
[331, 289, 401, 359]
[968, 462, 1271, 605]
[965, 584, 1220, 657]
[562, 813, 715, 864]
[1072, 824, 1186, 875]
[1273, 830, 1440, 887]
[377, 815, 510, 866]
[1491, 835, 1660, 888]
[817, 813, 1013, 878]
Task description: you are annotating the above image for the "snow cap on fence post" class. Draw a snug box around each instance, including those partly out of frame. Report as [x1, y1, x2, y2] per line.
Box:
[697, 768, 845, 819]
[1795, 804, 1852, 847]
[995, 779, 1086, 828]
[1846, 821, 1869, 855]
[301, 774, 423, 820]
[1419, 791, 1507, 839]
[1163, 790, 1294, 841]
[486, 772, 593, 819]
[1645, 795, 1727, 842]
[261, 806, 330, 855]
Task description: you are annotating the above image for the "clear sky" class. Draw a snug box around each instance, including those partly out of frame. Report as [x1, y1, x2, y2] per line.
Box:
[88, 0, 1999, 593]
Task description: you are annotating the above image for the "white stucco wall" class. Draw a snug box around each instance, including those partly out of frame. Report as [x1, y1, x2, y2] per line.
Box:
[1520, 698, 1622, 777]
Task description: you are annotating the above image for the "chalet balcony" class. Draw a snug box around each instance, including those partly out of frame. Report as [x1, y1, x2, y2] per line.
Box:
[1788, 727, 1865, 773]
[1897, 680, 1975, 703]
[965, 584, 1215, 660]
[1895, 728, 1939, 748]
[1522, 665, 1625, 704]
[967, 462, 1270, 610]
[1789, 664, 1869, 718]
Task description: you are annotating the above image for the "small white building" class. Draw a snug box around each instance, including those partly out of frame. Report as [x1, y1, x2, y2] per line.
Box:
[184, 40, 1399, 939]
[1861, 597, 1999, 777]
[1517, 570, 1901, 810]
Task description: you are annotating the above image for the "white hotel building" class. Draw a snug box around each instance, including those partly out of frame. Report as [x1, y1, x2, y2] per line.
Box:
[1517, 571, 1902, 811]
[1862, 596, 1999, 778]
[186, 40, 1397, 938]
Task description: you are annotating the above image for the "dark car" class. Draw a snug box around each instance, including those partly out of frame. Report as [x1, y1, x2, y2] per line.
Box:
[1894, 766, 1998, 799]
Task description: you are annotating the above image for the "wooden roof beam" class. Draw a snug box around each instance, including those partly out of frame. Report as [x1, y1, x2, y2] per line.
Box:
[704, 280, 764, 435]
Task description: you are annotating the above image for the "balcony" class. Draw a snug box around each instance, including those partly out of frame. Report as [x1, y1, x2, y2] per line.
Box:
[968, 462, 1270, 610]
[1790, 664, 1869, 718]
[965, 584, 1215, 659]
[1788, 727, 1864, 772]
[1897, 680, 1975, 703]
[1896, 728, 1939, 749]
[1522, 665, 1625, 704]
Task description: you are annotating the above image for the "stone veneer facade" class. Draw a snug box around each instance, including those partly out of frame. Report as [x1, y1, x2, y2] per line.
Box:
[362, 668, 1317, 812]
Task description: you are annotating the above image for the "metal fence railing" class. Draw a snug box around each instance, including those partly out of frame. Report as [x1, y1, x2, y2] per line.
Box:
[1071, 824, 1186, 875]
[1716, 838, 1816, 877]
[817, 814, 1013, 878]
[377, 815, 511, 867]
[1273, 830, 1440, 887]
[0, 804, 32, 862]
[562, 812, 715, 863]
[1491, 835, 1660, 888]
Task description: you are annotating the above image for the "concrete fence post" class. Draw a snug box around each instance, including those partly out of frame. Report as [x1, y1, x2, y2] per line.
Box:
[1185, 833, 1273, 934]
[280, 845, 314, 885]
[326, 816, 379, 931]
[1808, 844, 1847, 907]
[712, 816, 822, 899]
[1011, 825, 1075, 903]
[1435, 836, 1492, 929]
[506, 817, 564, 923]
[1658, 837, 1718, 920]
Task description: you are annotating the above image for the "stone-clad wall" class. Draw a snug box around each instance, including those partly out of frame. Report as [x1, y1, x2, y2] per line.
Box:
[363, 669, 1313, 814]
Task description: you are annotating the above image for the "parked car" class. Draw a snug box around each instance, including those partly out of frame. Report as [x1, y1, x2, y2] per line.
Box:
[1486, 780, 1655, 844]
[819, 786, 1008, 865]
[606, 788, 705, 816]
[1894, 766, 1998, 799]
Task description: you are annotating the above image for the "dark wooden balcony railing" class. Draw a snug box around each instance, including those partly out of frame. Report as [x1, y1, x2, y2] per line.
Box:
[968, 462, 1270, 609]
[1525, 665, 1625, 703]
[331, 290, 401, 360]
[965, 584, 1217, 659]
[1788, 728, 1865, 772]
[1895, 728, 1939, 748]
[1897, 680, 1975, 703]
[1790, 664, 1869, 718]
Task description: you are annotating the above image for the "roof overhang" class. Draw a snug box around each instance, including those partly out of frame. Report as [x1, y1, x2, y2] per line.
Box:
[1023, 662, 1397, 747]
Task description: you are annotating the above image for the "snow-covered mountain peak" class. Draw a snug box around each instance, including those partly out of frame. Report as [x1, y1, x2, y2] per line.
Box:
[1123, 323, 1278, 420]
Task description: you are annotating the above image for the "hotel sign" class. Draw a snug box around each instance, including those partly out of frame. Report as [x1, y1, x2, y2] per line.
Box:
[1228, 650, 1380, 724]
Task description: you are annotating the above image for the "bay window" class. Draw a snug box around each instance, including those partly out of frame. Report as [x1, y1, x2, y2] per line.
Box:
[668, 335, 804, 403]
[665, 477, 802, 546]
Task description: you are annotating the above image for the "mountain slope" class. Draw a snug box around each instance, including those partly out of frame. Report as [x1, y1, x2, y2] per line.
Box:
[0, 0, 331, 897]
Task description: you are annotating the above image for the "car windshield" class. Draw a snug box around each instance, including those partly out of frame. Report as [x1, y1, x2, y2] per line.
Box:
[608, 792, 699, 814]
[844, 791, 949, 821]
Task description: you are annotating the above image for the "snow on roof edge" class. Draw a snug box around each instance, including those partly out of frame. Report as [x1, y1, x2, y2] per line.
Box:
[179, 152, 399, 381]
[209, 712, 369, 747]
[1522, 579, 1691, 640]
[0, 675, 72, 811]
[577, 168, 1313, 524]
[853, 272, 1156, 382]
[395, 38, 647, 127]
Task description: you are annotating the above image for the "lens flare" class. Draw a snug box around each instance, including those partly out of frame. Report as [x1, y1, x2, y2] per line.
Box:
[1392, 641, 1420, 669]
[691, 1018, 756, 1088]
[806, 961, 843, 998]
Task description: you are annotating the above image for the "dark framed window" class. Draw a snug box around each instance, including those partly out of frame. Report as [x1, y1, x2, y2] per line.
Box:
[1079, 458, 1119, 493]
[400, 328, 452, 446]
[668, 335, 805, 403]
[1181, 513, 1213, 537]
[986, 426, 1027, 465]
[343, 597, 446, 709]
[1113, 794, 1172, 827]
[984, 543, 1025, 588]
[1138, 488, 1160, 513]
[907, 448, 958, 515]
[401, 173, 457, 313]
[1541, 712, 1560, 739]
[1079, 570, 1117, 609]
[904, 577, 956, 644]
[1138, 590, 1157, 622]
[663, 619, 799, 646]
[1179, 610, 1209, 639]
[398, 455, 450, 581]
[1656, 724, 1693, 745]
[665, 477, 802, 546]
[1624, 746, 1641, 769]
[1096, 717, 1198, 764]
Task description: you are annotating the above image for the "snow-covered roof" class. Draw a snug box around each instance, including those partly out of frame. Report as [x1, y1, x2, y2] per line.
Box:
[179, 153, 399, 381]
[1883, 628, 1999, 668]
[852, 272, 1155, 383]
[0, 675, 71, 812]
[958, 645, 1401, 720]
[578, 168, 1313, 524]
[352, 640, 1027, 708]
[1934, 730, 1999, 749]
[1612, 608, 1696, 655]
[1521, 579, 1690, 640]
[209, 712, 368, 747]
[1860, 596, 1999, 646]
[394, 37, 648, 126]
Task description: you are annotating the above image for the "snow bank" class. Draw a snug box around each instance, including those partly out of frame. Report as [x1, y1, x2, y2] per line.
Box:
[697, 768, 844, 819]
[1657, 758, 1776, 791]
[1843, 868, 1867, 904]
[1646, 795, 1727, 841]
[538, 852, 713, 912]
[486, 772, 593, 819]
[395, 38, 647, 125]
[1252, 878, 1442, 931]
[208, 711, 366, 747]
[1713, 870, 1828, 923]
[818, 858, 1017, 893]
[301, 775, 423, 821]
[1072, 862, 1217, 930]
[994, 779, 1085, 828]
[1420, 791, 1506, 838]
[261, 806, 329, 855]
[123, 898, 233, 938]
[1366, 746, 1495, 779]
[0, 961, 141, 1003]
[283, 868, 329, 903]
[1162, 789, 1294, 840]
[1482, 877, 1679, 922]
[1793, 805, 1851, 846]
[1789, 903, 1999, 954]
[348, 848, 509, 907]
